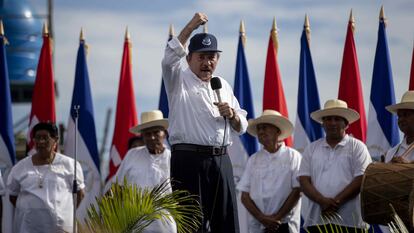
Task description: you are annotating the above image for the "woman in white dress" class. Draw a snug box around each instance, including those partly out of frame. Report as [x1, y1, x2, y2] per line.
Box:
[7, 122, 85, 233]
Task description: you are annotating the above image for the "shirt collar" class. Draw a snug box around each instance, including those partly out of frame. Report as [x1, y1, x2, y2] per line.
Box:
[185, 67, 210, 86]
[263, 144, 286, 157]
[322, 134, 349, 148]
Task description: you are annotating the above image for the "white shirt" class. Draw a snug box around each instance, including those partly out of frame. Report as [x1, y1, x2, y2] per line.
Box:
[7, 153, 85, 233]
[298, 135, 371, 228]
[0, 172, 5, 196]
[385, 137, 414, 162]
[237, 145, 302, 233]
[114, 147, 176, 233]
[162, 37, 248, 146]
[114, 146, 171, 189]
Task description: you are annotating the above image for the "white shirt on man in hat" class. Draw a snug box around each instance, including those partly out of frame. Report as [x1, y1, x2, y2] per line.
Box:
[298, 135, 371, 228]
[384, 91, 414, 163]
[113, 146, 175, 233]
[238, 145, 301, 233]
[114, 110, 176, 233]
[385, 137, 414, 162]
[237, 110, 301, 233]
[298, 99, 371, 229]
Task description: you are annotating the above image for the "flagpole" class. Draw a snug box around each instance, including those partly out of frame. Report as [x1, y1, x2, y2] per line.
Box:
[72, 104, 80, 233]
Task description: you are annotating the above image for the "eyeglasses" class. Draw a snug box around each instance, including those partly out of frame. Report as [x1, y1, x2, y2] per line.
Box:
[33, 135, 54, 142]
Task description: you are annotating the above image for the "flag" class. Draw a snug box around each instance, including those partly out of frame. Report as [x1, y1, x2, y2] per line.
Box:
[338, 12, 367, 142]
[26, 24, 56, 155]
[227, 21, 258, 233]
[409, 43, 414, 90]
[158, 81, 169, 118]
[64, 32, 101, 221]
[158, 24, 174, 117]
[262, 18, 292, 146]
[233, 27, 258, 157]
[366, 7, 399, 161]
[293, 16, 323, 153]
[0, 25, 15, 169]
[0, 22, 16, 233]
[107, 30, 138, 181]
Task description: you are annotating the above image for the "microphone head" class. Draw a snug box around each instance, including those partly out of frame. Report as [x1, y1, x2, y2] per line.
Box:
[210, 77, 222, 90]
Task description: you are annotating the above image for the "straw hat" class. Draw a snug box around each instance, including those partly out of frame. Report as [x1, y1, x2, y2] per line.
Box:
[386, 91, 414, 114]
[129, 110, 168, 134]
[310, 99, 360, 124]
[247, 110, 293, 140]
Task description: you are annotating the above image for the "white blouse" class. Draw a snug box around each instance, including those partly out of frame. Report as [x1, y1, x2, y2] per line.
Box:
[7, 153, 84, 233]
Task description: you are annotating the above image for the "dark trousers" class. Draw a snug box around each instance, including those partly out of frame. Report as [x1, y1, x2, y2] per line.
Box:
[170, 150, 239, 233]
[306, 225, 365, 233]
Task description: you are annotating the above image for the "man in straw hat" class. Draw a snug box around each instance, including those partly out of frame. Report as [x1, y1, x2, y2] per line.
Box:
[384, 91, 414, 163]
[237, 110, 301, 233]
[162, 12, 247, 233]
[113, 110, 176, 233]
[298, 99, 371, 232]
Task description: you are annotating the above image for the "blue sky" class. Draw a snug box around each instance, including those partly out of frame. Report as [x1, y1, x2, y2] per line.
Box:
[12, 0, 414, 167]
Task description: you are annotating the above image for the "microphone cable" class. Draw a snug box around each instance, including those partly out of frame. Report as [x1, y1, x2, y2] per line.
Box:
[206, 111, 228, 232]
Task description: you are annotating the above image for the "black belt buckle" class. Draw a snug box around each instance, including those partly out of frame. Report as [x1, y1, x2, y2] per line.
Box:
[212, 146, 224, 156]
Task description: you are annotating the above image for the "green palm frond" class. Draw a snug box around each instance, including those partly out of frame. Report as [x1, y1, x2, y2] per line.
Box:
[79, 179, 202, 233]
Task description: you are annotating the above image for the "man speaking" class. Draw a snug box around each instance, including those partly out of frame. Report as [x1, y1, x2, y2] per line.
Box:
[162, 12, 248, 233]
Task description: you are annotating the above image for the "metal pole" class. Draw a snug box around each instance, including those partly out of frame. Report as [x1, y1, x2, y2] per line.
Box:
[72, 105, 80, 233]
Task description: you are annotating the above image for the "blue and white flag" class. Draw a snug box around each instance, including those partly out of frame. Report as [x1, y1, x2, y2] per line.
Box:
[293, 24, 323, 153]
[293, 21, 324, 233]
[366, 16, 399, 161]
[0, 27, 16, 233]
[229, 30, 258, 176]
[64, 38, 101, 222]
[227, 26, 258, 233]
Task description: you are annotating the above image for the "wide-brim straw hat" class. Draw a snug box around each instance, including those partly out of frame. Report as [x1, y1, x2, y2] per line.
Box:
[247, 109, 293, 140]
[386, 91, 414, 114]
[311, 99, 360, 124]
[129, 110, 168, 134]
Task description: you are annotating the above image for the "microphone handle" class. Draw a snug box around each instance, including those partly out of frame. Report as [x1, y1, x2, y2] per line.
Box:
[214, 90, 226, 120]
[214, 90, 222, 103]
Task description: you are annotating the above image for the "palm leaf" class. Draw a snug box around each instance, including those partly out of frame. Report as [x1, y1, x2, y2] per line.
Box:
[79, 179, 202, 233]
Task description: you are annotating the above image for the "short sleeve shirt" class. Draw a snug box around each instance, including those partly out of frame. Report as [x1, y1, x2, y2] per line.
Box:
[237, 145, 301, 233]
[7, 153, 84, 233]
[298, 135, 371, 228]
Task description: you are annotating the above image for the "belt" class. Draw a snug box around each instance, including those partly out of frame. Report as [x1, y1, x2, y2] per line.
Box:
[171, 143, 227, 156]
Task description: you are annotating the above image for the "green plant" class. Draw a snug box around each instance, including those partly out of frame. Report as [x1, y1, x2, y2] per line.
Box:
[79, 179, 202, 233]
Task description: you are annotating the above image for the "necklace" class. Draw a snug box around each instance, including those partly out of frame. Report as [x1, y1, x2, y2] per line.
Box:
[33, 155, 55, 189]
[33, 164, 52, 188]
